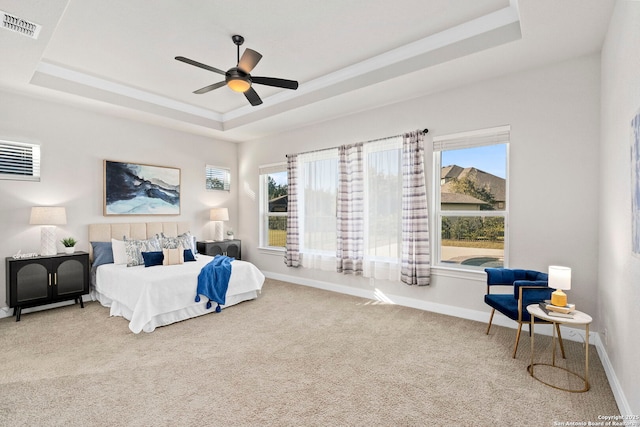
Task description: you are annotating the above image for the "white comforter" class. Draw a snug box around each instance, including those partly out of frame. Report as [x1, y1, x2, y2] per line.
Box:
[94, 255, 264, 333]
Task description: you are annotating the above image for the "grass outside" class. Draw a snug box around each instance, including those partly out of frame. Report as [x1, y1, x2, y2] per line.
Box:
[268, 229, 286, 247]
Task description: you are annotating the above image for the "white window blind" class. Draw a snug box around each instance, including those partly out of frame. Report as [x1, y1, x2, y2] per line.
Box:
[206, 165, 230, 191]
[0, 140, 40, 181]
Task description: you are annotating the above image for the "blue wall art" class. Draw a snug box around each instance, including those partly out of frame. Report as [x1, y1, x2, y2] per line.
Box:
[104, 160, 180, 215]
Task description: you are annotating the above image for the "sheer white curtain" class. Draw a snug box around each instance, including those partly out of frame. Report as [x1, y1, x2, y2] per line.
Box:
[284, 133, 426, 284]
[362, 137, 402, 281]
[298, 149, 338, 271]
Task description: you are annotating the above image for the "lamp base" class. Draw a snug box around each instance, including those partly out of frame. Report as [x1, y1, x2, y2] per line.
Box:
[213, 221, 224, 241]
[551, 289, 567, 307]
[40, 226, 58, 256]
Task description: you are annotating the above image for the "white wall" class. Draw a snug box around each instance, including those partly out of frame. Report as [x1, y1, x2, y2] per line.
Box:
[600, 0, 640, 415]
[238, 54, 602, 326]
[0, 90, 238, 313]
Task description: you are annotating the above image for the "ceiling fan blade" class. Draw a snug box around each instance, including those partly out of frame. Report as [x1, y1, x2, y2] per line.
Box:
[252, 76, 299, 90]
[175, 56, 226, 75]
[237, 48, 262, 73]
[193, 81, 226, 94]
[244, 87, 263, 106]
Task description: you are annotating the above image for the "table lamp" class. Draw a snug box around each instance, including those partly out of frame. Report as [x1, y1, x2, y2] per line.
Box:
[548, 265, 571, 307]
[209, 207, 229, 241]
[30, 206, 67, 255]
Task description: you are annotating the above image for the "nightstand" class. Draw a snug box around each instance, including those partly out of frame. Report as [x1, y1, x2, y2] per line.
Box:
[526, 304, 592, 392]
[197, 240, 241, 260]
[5, 252, 90, 321]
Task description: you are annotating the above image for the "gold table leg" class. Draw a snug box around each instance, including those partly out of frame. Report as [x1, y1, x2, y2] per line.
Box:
[527, 314, 590, 393]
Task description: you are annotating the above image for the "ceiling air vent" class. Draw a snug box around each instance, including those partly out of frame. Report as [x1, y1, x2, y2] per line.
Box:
[1, 10, 41, 39]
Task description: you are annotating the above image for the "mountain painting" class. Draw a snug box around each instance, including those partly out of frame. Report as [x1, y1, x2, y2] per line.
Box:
[104, 160, 180, 215]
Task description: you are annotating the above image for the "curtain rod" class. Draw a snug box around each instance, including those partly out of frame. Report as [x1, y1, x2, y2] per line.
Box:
[286, 128, 428, 158]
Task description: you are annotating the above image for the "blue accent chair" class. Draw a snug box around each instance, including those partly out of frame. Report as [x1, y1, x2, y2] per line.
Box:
[484, 268, 566, 358]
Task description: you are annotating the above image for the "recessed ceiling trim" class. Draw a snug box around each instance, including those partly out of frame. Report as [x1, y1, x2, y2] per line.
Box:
[28, 2, 520, 135]
[222, 3, 521, 124]
[33, 61, 224, 122]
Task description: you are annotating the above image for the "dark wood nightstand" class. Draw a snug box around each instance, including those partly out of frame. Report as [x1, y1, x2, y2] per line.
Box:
[196, 240, 241, 260]
[5, 252, 90, 321]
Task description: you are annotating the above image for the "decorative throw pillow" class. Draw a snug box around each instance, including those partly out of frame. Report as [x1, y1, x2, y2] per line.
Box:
[124, 236, 162, 267]
[141, 251, 164, 268]
[162, 247, 184, 265]
[160, 232, 196, 255]
[177, 232, 196, 254]
[91, 241, 114, 268]
[183, 248, 196, 262]
[111, 239, 127, 265]
[160, 234, 180, 249]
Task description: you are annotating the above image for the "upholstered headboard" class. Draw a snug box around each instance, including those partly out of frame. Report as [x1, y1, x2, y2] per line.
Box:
[88, 221, 191, 258]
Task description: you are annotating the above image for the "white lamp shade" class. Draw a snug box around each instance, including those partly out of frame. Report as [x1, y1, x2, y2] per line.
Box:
[209, 208, 229, 221]
[548, 266, 571, 290]
[30, 206, 67, 225]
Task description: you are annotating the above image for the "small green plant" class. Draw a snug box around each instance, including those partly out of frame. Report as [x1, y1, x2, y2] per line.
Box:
[61, 237, 77, 248]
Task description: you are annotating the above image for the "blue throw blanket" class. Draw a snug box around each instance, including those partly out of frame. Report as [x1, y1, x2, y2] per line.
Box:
[195, 255, 233, 312]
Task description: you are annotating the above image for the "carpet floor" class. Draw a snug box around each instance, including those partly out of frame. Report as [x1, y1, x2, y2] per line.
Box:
[0, 279, 619, 426]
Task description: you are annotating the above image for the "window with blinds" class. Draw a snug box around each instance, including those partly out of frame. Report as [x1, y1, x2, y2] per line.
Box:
[205, 165, 230, 191]
[0, 140, 41, 181]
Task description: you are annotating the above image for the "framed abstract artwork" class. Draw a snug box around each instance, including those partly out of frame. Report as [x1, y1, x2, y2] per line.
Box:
[104, 160, 180, 215]
[632, 108, 640, 254]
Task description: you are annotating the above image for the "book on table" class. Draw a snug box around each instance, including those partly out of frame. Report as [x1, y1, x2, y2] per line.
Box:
[543, 300, 576, 314]
[538, 302, 575, 319]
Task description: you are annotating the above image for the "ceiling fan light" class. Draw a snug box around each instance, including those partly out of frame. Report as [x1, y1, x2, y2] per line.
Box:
[228, 78, 251, 93]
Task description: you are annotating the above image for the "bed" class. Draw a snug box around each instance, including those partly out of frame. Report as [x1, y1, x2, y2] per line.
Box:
[89, 222, 265, 333]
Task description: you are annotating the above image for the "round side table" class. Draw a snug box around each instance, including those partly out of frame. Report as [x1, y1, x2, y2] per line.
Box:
[526, 304, 592, 392]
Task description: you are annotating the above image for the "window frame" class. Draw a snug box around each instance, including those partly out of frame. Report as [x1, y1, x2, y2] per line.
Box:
[0, 139, 41, 182]
[432, 126, 510, 271]
[205, 165, 231, 191]
[259, 162, 287, 251]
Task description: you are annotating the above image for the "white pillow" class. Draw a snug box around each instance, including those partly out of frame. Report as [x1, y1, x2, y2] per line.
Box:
[111, 238, 127, 265]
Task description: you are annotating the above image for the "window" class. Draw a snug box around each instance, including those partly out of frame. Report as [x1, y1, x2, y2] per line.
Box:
[206, 165, 230, 191]
[0, 140, 40, 181]
[259, 163, 288, 249]
[288, 137, 404, 279]
[299, 149, 338, 255]
[433, 126, 509, 269]
[363, 139, 402, 260]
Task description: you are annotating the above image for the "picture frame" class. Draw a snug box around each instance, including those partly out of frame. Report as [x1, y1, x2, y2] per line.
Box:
[206, 164, 231, 191]
[632, 108, 640, 255]
[104, 160, 180, 216]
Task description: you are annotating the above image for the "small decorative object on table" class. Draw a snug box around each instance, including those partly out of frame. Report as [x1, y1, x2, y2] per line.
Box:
[226, 229, 234, 240]
[548, 265, 571, 307]
[61, 237, 78, 254]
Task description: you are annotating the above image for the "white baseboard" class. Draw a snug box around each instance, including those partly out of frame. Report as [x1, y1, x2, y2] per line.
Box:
[0, 295, 90, 320]
[263, 270, 631, 415]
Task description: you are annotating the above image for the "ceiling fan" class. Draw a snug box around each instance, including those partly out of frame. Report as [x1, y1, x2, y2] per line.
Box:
[175, 35, 299, 106]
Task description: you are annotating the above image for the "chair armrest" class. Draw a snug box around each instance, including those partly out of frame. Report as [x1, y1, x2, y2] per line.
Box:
[514, 280, 550, 300]
[516, 283, 554, 321]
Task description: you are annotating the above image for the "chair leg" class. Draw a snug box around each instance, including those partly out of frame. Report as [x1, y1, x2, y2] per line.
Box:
[555, 323, 566, 359]
[486, 308, 495, 335]
[512, 323, 523, 358]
